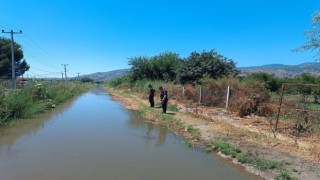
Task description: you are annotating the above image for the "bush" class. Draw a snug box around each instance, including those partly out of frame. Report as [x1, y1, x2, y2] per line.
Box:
[108, 75, 132, 87]
[245, 72, 281, 92]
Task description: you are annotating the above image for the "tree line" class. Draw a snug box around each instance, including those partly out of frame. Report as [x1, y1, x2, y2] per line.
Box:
[128, 50, 239, 84]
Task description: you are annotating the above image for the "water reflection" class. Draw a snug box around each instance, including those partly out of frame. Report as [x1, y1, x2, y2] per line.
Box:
[0, 87, 256, 180]
[128, 111, 168, 147]
[0, 95, 78, 158]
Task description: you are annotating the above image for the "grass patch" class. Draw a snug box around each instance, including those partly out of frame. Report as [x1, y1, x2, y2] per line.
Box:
[207, 141, 241, 158]
[252, 157, 283, 170]
[168, 104, 179, 112]
[185, 125, 201, 139]
[236, 152, 296, 179]
[206, 141, 296, 179]
[160, 113, 175, 121]
[237, 152, 282, 170]
[184, 140, 194, 148]
[275, 169, 297, 180]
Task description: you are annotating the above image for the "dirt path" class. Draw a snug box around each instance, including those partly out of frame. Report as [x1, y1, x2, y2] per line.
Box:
[106, 87, 320, 180]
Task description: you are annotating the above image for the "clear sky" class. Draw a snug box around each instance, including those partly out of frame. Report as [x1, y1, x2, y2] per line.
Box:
[0, 0, 319, 78]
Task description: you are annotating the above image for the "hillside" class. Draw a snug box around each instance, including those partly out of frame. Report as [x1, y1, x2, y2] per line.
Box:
[239, 62, 320, 77]
[79, 69, 129, 82]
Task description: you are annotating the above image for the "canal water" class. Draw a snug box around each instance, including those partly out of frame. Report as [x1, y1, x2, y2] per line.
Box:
[0, 87, 257, 180]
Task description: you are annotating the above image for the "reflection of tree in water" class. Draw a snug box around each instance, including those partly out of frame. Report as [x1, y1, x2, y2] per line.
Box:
[0, 100, 73, 156]
[145, 123, 154, 141]
[89, 86, 107, 96]
[128, 111, 168, 147]
[156, 128, 167, 147]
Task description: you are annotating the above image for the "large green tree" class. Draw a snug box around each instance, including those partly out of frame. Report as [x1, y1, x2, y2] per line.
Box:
[0, 37, 29, 78]
[176, 50, 239, 84]
[128, 52, 180, 81]
[295, 11, 320, 60]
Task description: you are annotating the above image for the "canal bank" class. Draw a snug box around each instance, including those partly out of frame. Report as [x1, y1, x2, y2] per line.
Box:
[0, 87, 256, 180]
[105, 86, 320, 180]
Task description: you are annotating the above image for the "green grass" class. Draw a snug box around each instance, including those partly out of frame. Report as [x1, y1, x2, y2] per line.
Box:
[168, 104, 179, 112]
[184, 140, 194, 148]
[207, 141, 241, 158]
[205, 141, 296, 179]
[237, 153, 296, 179]
[275, 169, 297, 180]
[160, 113, 175, 121]
[185, 125, 201, 139]
[0, 82, 92, 125]
[237, 152, 282, 170]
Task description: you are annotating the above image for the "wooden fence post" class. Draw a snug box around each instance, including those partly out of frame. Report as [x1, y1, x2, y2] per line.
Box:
[226, 86, 230, 109]
[275, 84, 286, 131]
[182, 86, 185, 97]
[199, 86, 202, 104]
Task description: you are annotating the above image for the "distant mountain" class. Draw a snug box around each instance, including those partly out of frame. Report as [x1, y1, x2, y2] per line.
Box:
[239, 62, 320, 77]
[77, 69, 129, 82]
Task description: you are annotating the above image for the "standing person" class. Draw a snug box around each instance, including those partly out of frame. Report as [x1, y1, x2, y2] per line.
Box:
[159, 86, 168, 113]
[148, 84, 156, 107]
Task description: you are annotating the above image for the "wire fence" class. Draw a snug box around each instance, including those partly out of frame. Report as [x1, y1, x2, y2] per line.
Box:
[165, 82, 320, 136]
[0, 78, 68, 90]
[275, 83, 320, 136]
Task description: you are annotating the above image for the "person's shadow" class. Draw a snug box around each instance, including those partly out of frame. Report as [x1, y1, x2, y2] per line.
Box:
[166, 112, 176, 115]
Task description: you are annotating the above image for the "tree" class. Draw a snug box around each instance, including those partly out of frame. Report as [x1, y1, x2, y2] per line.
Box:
[0, 37, 30, 78]
[289, 73, 320, 103]
[294, 11, 320, 60]
[176, 50, 239, 84]
[80, 77, 94, 83]
[128, 52, 180, 81]
[246, 72, 281, 92]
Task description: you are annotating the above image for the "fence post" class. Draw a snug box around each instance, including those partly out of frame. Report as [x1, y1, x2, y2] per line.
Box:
[182, 86, 185, 97]
[226, 86, 230, 109]
[275, 84, 286, 131]
[199, 86, 202, 104]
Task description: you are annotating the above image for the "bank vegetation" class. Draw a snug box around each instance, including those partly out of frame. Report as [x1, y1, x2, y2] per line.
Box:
[107, 50, 320, 180]
[0, 82, 93, 125]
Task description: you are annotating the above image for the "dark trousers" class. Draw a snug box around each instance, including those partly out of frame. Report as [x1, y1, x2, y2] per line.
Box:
[161, 99, 168, 113]
[149, 97, 154, 107]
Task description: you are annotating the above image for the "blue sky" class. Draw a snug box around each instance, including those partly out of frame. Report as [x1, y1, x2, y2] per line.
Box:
[0, 0, 319, 78]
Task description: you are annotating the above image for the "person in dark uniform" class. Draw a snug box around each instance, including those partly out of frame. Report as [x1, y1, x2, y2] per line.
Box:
[159, 86, 168, 113]
[148, 84, 156, 107]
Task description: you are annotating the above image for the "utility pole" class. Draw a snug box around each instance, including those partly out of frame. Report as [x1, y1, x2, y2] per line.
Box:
[61, 64, 68, 81]
[61, 72, 64, 81]
[77, 72, 80, 81]
[2, 30, 22, 89]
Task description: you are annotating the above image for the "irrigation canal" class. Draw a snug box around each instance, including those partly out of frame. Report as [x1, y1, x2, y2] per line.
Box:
[0, 86, 257, 180]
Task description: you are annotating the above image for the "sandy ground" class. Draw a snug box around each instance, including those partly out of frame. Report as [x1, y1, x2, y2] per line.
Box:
[107, 87, 320, 180]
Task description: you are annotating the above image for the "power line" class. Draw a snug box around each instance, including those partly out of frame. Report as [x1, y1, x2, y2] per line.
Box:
[23, 50, 60, 69]
[17, 37, 61, 69]
[31, 66, 60, 74]
[22, 33, 60, 63]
